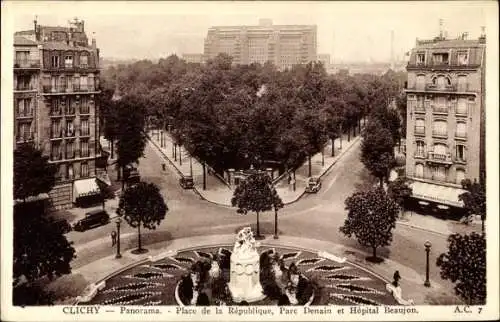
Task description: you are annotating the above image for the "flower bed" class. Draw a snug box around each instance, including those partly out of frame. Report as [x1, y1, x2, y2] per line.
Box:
[82, 246, 397, 306]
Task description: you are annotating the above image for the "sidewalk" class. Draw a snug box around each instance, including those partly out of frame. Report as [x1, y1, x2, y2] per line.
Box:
[72, 234, 455, 305]
[148, 130, 361, 206]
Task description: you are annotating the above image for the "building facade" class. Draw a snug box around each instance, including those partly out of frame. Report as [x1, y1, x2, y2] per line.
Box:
[204, 19, 317, 70]
[404, 33, 486, 209]
[14, 18, 102, 210]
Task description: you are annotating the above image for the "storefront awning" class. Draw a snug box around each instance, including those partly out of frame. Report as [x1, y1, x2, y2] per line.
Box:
[73, 178, 101, 202]
[410, 181, 465, 208]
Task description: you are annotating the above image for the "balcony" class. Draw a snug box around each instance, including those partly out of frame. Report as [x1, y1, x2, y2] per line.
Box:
[427, 152, 453, 165]
[17, 110, 33, 118]
[16, 135, 34, 143]
[14, 84, 36, 92]
[50, 130, 63, 140]
[414, 104, 426, 113]
[431, 105, 448, 115]
[414, 151, 426, 159]
[50, 109, 63, 117]
[65, 108, 76, 116]
[455, 156, 467, 164]
[432, 131, 447, 139]
[42, 84, 99, 95]
[50, 153, 63, 162]
[65, 129, 76, 139]
[65, 152, 76, 160]
[414, 126, 425, 136]
[14, 59, 40, 69]
[42, 64, 99, 73]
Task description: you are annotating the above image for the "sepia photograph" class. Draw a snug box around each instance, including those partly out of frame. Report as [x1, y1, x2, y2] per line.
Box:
[1, 1, 498, 321]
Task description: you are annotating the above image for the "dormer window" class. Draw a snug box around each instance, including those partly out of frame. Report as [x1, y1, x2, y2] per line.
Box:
[416, 53, 425, 64]
[65, 55, 73, 68]
[80, 53, 89, 67]
[432, 53, 449, 65]
[457, 52, 468, 65]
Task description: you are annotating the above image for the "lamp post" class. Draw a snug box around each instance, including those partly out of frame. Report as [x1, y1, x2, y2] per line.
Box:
[115, 217, 122, 259]
[424, 240, 432, 287]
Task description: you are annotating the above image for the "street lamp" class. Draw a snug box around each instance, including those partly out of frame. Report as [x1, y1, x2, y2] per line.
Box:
[115, 217, 122, 259]
[424, 240, 432, 287]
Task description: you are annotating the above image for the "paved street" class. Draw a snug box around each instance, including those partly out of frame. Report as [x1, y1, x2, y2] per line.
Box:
[65, 134, 470, 299]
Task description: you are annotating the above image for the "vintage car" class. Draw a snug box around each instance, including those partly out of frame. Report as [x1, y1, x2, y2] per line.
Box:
[73, 209, 110, 232]
[179, 176, 194, 189]
[305, 177, 322, 193]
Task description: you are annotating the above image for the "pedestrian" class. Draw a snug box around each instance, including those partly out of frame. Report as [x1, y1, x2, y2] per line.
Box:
[287, 174, 291, 185]
[111, 230, 117, 247]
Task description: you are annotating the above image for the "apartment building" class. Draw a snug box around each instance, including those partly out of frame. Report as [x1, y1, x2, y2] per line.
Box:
[404, 32, 486, 210]
[204, 19, 317, 70]
[14, 18, 102, 210]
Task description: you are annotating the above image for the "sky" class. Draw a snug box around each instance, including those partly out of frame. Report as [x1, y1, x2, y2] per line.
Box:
[5, 1, 496, 63]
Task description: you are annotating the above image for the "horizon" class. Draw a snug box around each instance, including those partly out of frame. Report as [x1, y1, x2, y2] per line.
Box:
[8, 1, 492, 63]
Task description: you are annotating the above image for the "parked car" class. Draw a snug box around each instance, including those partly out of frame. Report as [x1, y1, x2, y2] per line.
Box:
[179, 176, 194, 189]
[52, 218, 72, 234]
[73, 209, 110, 232]
[305, 177, 322, 193]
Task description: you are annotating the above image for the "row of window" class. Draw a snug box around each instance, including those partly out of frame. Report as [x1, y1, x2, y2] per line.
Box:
[414, 119, 467, 138]
[50, 54, 89, 68]
[51, 140, 90, 161]
[50, 97, 92, 115]
[414, 74, 469, 91]
[56, 162, 90, 181]
[51, 119, 90, 138]
[416, 51, 469, 66]
[414, 164, 466, 185]
[414, 141, 467, 162]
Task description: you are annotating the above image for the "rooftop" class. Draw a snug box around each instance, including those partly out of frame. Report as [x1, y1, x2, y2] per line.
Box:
[14, 36, 38, 46]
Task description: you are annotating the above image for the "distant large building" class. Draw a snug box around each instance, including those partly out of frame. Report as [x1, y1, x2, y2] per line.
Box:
[14, 18, 103, 210]
[204, 19, 317, 70]
[182, 53, 204, 64]
[404, 31, 486, 210]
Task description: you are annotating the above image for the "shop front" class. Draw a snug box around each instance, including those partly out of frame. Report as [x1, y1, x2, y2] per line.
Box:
[73, 178, 103, 208]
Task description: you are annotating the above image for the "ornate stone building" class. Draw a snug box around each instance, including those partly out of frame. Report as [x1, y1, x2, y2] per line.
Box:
[14, 18, 102, 210]
[404, 31, 486, 210]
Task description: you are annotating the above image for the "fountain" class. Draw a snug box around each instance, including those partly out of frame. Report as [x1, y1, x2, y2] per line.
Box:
[227, 227, 265, 303]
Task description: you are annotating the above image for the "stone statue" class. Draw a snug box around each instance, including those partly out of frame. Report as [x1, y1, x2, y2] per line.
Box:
[228, 227, 265, 303]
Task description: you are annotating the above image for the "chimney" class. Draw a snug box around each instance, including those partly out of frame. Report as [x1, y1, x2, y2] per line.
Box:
[91, 32, 96, 49]
[479, 26, 486, 43]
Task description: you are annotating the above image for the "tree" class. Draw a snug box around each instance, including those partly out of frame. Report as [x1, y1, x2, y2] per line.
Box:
[14, 143, 57, 201]
[231, 171, 282, 238]
[117, 182, 168, 253]
[361, 120, 396, 187]
[387, 176, 413, 218]
[115, 95, 147, 189]
[323, 96, 345, 157]
[459, 179, 486, 233]
[340, 187, 399, 262]
[13, 205, 75, 286]
[436, 232, 486, 304]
